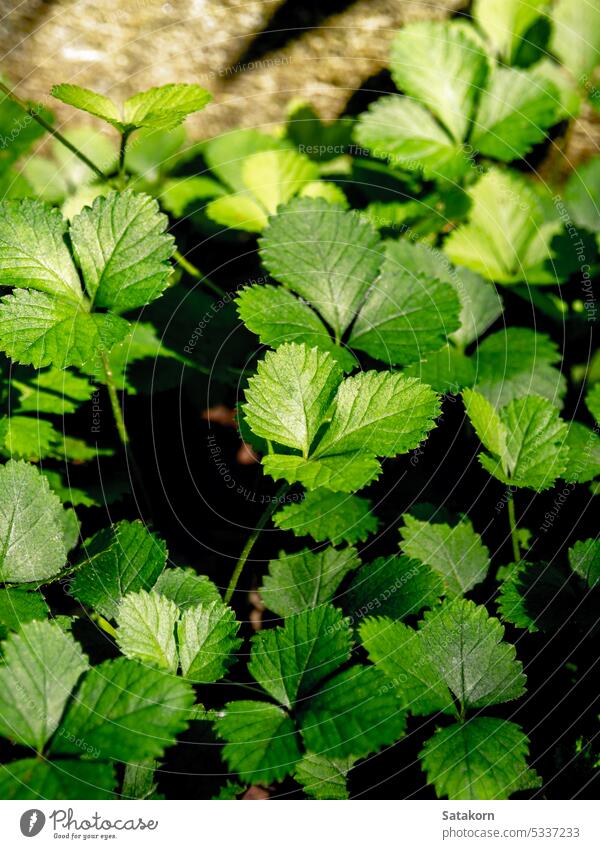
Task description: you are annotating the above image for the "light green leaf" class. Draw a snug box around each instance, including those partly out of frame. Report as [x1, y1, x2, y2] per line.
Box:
[260, 546, 360, 617]
[51, 84, 123, 128]
[177, 600, 241, 682]
[259, 198, 382, 339]
[52, 657, 194, 761]
[399, 514, 490, 595]
[551, 0, 600, 79]
[215, 700, 301, 784]
[12, 366, 93, 415]
[0, 460, 67, 583]
[299, 665, 407, 759]
[242, 149, 319, 214]
[420, 718, 541, 800]
[587, 383, 600, 422]
[0, 759, 116, 800]
[390, 21, 489, 141]
[0, 589, 49, 634]
[474, 0, 549, 61]
[562, 422, 600, 483]
[272, 490, 379, 546]
[299, 180, 348, 207]
[564, 157, 600, 233]
[116, 589, 178, 672]
[346, 556, 444, 622]
[403, 345, 476, 394]
[463, 387, 508, 460]
[123, 84, 211, 131]
[294, 753, 353, 799]
[154, 567, 220, 609]
[0, 621, 88, 750]
[568, 538, 600, 588]
[160, 175, 224, 218]
[203, 128, 288, 193]
[262, 452, 382, 494]
[205, 194, 269, 232]
[248, 605, 351, 708]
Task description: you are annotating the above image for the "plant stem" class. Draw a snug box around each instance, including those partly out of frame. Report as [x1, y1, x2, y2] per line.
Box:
[507, 491, 521, 562]
[224, 483, 290, 604]
[173, 249, 225, 296]
[101, 350, 129, 448]
[0, 80, 109, 182]
[118, 129, 132, 186]
[93, 613, 117, 639]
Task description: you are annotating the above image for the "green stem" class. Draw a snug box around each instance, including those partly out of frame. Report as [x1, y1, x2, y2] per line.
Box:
[93, 613, 117, 639]
[507, 491, 521, 562]
[173, 249, 225, 297]
[0, 80, 109, 182]
[101, 350, 129, 448]
[118, 129, 132, 186]
[224, 483, 290, 604]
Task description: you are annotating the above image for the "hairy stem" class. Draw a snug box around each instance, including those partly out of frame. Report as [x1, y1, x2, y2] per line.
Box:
[0, 80, 109, 182]
[507, 492, 521, 562]
[173, 249, 225, 297]
[101, 350, 129, 448]
[224, 483, 290, 604]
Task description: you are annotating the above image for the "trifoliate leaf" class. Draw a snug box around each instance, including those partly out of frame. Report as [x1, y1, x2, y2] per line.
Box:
[154, 567, 221, 609]
[0, 621, 88, 750]
[69, 190, 174, 312]
[444, 169, 559, 284]
[419, 598, 526, 709]
[235, 284, 357, 371]
[471, 67, 559, 161]
[51, 84, 123, 127]
[562, 422, 600, 483]
[260, 547, 360, 617]
[0, 460, 67, 583]
[248, 606, 351, 708]
[420, 718, 541, 800]
[70, 520, 167, 619]
[52, 657, 194, 761]
[177, 600, 241, 682]
[360, 617, 456, 716]
[272, 490, 379, 546]
[345, 556, 444, 622]
[259, 198, 382, 339]
[299, 665, 406, 759]
[294, 753, 353, 799]
[215, 700, 301, 784]
[0, 589, 49, 634]
[262, 452, 382, 494]
[551, 0, 600, 79]
[243, 343, 342, 455]
[390, 21, 489, 142]
[0, 759, 116, 800]
[564, 157, 600, 233]
[474, 0, 549, 61]
[569, 539, 600, 588]
[116, 590, 179, 672]
[399, 513, 490, 596]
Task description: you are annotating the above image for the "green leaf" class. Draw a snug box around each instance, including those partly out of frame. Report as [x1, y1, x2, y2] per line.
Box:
[272, 490, 379, 546]
[204, 195, 269, 233]
[241, 149, 319, 213]
[177, 600, 241, 682]
[12, 366, 93, 415]
[0, 589, 49, 633]
[471, 67, 559, 162]
[70, 520, 167, 620]
[235, 284, 356, 371]
[243, 343, 342, 455]
[0, 199, 82, 300]
[0, 621, 88, 750]
[551, 0, 600, 79]
[419, 598, 526, 709]
[262, 452, 382, 494]
[496, 560, 576, 633]
[52, 657, 194, 761]
[116, 589, 178, 672]
[0, 759, 116, 800]
[260, 546, 360, 617]
[294, 753, 353, 799]
[474, 0, 549, 61]
[248, 605, 351, 708]
[51, 84, 124, 128]
[160, 175, 224, 217]
[569, 539, 600, 588]
[463, 387, 509, 459]
[399, 513, 490, 595]
[69, 191, 174, 311]
[259, 198, 382, 340]
[360, 617, 456, 716]
[0, 460, 67, 583]
[203, 129, 288, 193]
[390, 21, 489, 141]
[299, 665, 406, 759]
[154, 567, 221, 609]
[444, 169, 559, 284]
[0, 415, 61, 462]
[123, 84, 211, 131]
[215, 700, 301, 784]
[403, 345, 476, 394]
[348, 242, 461, 365]
[587, 383, 600, 423]
[562, 422, 600, 483]
[345, 555, 444, 622]
[564, 157, 600, 233]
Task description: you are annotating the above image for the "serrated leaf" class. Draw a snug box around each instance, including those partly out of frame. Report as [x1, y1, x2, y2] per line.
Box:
[294, 753, 353, 799]
[262, 452, 382, 493]
[215, 700, 301, 784]
[403, 345, 476, 394]
[177, 600, 241, 682]
[248, 605, 351, 708]
[260, 546, 360, 617]
[51, 84, 124, 128]
[12, 366, 93, 415]
[0, 460, 67, 582]
[463, 387, 508, 459]
[419, 598, 526, 709]
[116, 590, 178, 672]
[551, 0, 600, 79]
[359, 617, 456, 716]
[564, 157, 600, 233]
[272, 490, 379, 546]
[0, 589, 49, 633]
[496, 560, 577, 633]
[0, 759, 116, 800]
[474, 0, 549, 61]
[299, 665, 406, 759]
[390, 21, 489, 141]
[399, 514, 490, 595]
[70, 190, 174, 312]
[421, 718, 541, 800]
[123, 83, 211, 131]
[562, 422, 600, 483]
[569, 539, 600, 588]
[70, 520, 167, 620]
[0, 621, 88, 750]
[345, 555, 444, 622]
[52, 657, 194, 761]
[259, 198, 382, 339]
[154, 567, 221, 609]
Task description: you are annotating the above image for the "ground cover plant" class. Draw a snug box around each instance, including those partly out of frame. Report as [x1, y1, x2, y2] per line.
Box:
[0, 1, 598, 801]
